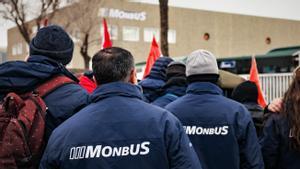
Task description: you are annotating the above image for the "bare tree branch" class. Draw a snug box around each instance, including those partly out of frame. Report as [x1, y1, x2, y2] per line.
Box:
[0, 0, 62, 45]
[63, 0, 104, 69]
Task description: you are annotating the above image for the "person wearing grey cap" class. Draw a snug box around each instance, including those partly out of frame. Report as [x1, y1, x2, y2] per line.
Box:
[165, 49, 264, 169]
[138, 56, 174, 102]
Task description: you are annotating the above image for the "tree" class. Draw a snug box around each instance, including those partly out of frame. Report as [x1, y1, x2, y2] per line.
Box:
[0, 0, 60, 45]
[63, 0, 103, 69]
[159, 0, 169, 56]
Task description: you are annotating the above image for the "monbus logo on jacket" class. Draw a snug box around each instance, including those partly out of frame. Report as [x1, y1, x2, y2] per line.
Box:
[69, 141, 150, 160]
[183, 126, 229, 135]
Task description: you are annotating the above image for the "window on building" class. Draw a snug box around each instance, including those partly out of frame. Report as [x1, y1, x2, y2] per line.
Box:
[123, 26, 139, 42]
[12, 43, 23, 56]
[101, 24, 118, 40]
[60, 0, 78, 7]
[203, 32, 210, 41]
[168, 29, 176, 44]
[144, 28, 160, 42]
[265, 37, 271, 45]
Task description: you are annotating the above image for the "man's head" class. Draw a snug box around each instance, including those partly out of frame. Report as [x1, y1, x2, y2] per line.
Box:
[92, 47, 135, 85]
[231, 81, 259, 103]
[147, 56, 174, 80]
[166, 61, 186, 79]
[29, 25, 74, 65]
[186, 49, 219, 83]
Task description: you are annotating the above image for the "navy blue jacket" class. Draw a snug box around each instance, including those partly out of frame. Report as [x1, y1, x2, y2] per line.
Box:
[166, 82, 264, 169]
[40, 82, 202, 169]
[139, 57, 173, 102]
[152, 76, 187, 108]
[260, 114, 300, 169]
[152, 85, 186, 108]
[138, 78, 165, 102]
[0, 56, 89, 139]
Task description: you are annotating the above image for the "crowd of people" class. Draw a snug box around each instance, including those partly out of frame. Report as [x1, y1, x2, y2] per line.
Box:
[0, 24, 300, 169]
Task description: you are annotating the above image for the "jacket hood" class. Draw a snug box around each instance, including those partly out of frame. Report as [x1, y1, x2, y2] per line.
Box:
[138, 78, 165, 89]
[90, 82, 144, 103]
[0, 55, 78, 95]
[146, 56, 173, 81]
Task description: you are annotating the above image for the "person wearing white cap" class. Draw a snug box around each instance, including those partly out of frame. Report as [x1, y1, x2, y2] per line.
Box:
[165, 49, 264, 169]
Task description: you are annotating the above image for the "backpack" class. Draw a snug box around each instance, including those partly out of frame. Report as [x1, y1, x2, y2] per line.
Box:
[0, 75, 75, 169]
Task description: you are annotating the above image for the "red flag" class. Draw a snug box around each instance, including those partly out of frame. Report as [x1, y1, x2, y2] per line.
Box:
[101, 18, 112, 49]
[249, 56, 267, 108]
[143, 36, 161, 79]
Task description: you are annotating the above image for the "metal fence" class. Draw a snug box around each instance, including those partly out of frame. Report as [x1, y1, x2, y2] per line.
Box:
[240, 73, 293, 103]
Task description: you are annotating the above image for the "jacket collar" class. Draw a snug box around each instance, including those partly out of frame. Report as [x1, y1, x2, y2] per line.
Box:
[91, 82, 144, 103]
[165, 86, 186, 97]
[28, 55, 79, 82]
[187, 82, 223, 95]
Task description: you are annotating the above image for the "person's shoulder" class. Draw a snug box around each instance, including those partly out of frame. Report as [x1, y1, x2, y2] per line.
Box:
[139, 78, 164, 88]
[135, 100, 179, 124]
[165, 94, 188, 109]
[140, 100, 170, 115]
[45, 83, 89, 108]
[218, 96, 249, 111]
[50, 103, 93, 135]
[267, 113, 286, 124]
[51, 82, 89, 97]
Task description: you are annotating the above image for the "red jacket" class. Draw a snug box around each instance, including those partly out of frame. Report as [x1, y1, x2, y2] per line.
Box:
[79, 75, 96, 93]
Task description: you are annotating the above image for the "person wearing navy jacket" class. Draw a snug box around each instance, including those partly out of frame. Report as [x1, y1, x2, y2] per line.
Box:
[165, 49, 264, 169]
[139, 56, 173, 102]
[152, 61, 187, 108]
[260, 66, 300, 169]
[0, 25, 89, 140]
[40, 47, 202, 169]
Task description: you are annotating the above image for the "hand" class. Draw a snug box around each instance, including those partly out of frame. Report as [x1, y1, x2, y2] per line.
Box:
[268, 98, 283, 113]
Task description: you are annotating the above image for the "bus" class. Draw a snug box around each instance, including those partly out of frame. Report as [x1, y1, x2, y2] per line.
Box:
[217, 46, 300, 74]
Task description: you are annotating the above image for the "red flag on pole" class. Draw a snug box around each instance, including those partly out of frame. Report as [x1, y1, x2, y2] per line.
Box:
[249, 56, 267, 108]
[101, 18, 112, 49]
[143, 36, 161, 79]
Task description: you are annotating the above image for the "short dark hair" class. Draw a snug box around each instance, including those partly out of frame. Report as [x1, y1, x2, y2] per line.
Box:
[92, 47, 134, 84]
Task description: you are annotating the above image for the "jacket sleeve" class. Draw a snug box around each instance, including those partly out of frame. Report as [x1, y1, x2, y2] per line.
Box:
[164, 111, 202, 169]
[237, 106, 265, 169]
[259, 115, 280, 169]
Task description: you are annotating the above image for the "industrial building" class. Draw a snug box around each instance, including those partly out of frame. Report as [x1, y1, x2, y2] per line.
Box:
[6, 0, 300, 69]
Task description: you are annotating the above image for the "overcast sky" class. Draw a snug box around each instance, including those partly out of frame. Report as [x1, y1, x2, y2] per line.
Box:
[1, 0, 300, 48]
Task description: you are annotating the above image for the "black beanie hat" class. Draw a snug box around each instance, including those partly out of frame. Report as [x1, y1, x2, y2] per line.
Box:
[29, 25, 74, 65]
[166, 61, 186, 79]
[231, 81, 259, 103]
